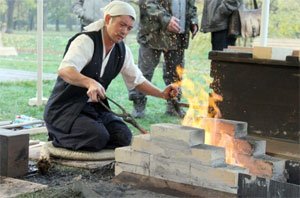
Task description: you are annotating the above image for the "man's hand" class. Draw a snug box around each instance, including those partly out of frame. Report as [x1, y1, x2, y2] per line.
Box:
[162, 84, 179, 100]
[167, 16, 181, 33]
[191, 24, 198, 39]
[86, 80, 106, 102]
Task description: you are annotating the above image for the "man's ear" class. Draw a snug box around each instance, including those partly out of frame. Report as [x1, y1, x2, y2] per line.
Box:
[104, 14, 111, 25]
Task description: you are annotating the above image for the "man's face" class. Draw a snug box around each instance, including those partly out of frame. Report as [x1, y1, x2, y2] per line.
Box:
[105, 15, 134, 43]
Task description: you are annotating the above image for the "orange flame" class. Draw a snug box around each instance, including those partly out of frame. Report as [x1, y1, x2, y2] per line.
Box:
[179, 67, 240, 164]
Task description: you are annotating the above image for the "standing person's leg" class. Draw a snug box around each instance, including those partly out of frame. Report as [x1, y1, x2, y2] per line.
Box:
[163, 48, 185, 118]
[129, 44, 161, 118]
[227, 34, 237, 47]
[211, 29, 229, 51]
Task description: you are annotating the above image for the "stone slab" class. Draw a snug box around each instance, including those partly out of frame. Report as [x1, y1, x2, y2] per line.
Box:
[150, 123, 205, 146]
[115, 162, 149, 176]
[150, 155, 190, 184]
[235, 154, 286, 182]
[233, 136, 266, 156]
[131, 134, 192, 159]
[0, 176, 47, 198]
[115, 146, 150, 167]
[191, 144, 225, 167]
[191, 163, 248, 194]
[200, 118, 248, 140]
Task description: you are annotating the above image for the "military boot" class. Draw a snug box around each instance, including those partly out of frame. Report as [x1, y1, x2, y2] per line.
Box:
[131, 97, 147, 118]
[165, 100, 186, 118]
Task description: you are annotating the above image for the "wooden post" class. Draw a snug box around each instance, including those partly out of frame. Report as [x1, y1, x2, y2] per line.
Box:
[28, 0, 47, 106]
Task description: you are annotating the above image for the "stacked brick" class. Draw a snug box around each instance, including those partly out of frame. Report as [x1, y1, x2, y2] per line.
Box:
[115, 120, 287, 194]
[201, 118, 287, 182]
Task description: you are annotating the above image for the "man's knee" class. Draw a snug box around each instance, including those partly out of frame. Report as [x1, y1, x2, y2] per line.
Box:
[87, 126, 110, 150]
[106, 121, 132, 148]
[119, 127, 132, 146]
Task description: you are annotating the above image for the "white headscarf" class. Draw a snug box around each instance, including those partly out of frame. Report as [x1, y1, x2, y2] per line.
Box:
[84, 0, 136, 31]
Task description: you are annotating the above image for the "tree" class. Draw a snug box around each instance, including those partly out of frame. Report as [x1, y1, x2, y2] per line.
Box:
[5, 0, 15, 33]
[47, 0, 69, 31]
[24, 0, 36, 31]
[0, 0, 7, 30]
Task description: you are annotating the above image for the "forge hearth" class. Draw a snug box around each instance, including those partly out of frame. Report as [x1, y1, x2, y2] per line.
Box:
[115, 120, 300, 196]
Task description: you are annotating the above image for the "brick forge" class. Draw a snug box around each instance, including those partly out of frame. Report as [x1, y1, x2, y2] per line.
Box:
[115, 119, 288, 194]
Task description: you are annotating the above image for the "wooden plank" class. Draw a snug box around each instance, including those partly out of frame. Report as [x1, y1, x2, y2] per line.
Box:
[225, 46, 253, 53]
[14, 126, 48, 135]
[209, 51, 300, 67]
[113, 172, 236, 198]
[253, 46, 294, 61]
[0, 120, 44, 129]
[0, 121, 11, 126]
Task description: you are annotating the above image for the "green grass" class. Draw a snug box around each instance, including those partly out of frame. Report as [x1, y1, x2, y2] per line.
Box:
[0, 30, 211, 138]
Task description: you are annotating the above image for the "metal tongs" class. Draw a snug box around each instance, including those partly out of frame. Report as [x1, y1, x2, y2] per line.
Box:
[98, 96, 148, 134]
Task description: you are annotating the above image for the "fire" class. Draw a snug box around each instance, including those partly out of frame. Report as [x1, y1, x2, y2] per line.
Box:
[179, 67, 239, 165]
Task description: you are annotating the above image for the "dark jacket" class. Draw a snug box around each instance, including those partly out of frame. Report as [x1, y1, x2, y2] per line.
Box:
[72, 0, 110, 26]
[44, 30, 125, 133]
[138, 0, 198, 50]
[200, 0, 241, 33]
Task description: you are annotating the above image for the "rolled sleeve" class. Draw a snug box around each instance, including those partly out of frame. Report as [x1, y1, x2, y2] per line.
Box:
[121, 45, 146, 90]
[59, 34, 94, 72]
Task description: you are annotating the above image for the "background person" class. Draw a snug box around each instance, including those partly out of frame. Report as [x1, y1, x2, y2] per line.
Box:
[129, 0, 198, 118]
[200, 0, 242, 50]
[72, 0, 111, 31]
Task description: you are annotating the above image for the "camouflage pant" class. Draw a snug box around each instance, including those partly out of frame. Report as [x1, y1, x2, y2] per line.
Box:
[129, 44, 185, 101]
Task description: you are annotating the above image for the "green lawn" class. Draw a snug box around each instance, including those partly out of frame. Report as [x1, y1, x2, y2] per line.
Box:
[0, 30, 212, 137]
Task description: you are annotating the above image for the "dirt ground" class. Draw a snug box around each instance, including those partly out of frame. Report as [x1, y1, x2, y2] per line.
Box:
[17, 161, 176, 198]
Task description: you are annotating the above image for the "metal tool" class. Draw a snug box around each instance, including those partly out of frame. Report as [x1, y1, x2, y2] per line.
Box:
[98, 97, 148, 134]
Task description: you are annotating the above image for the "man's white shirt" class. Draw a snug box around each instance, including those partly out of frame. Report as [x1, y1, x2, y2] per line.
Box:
[59, 29, 145, 90]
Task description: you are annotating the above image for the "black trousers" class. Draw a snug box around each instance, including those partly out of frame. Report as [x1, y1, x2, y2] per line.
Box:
[47, 103, 132, 151]
[211, 29, 237, 51]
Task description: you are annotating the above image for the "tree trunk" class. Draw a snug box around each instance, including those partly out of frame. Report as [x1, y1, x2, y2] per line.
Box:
[55, 18, 60, 31]
[5, 0, 16, 33]
[43, 2, 48, 31]
[66, 16, 73, 31]
[28, 9, 35, 31]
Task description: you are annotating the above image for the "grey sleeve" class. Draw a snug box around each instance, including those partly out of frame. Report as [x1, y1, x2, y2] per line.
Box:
[72, 0, 85, 18]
